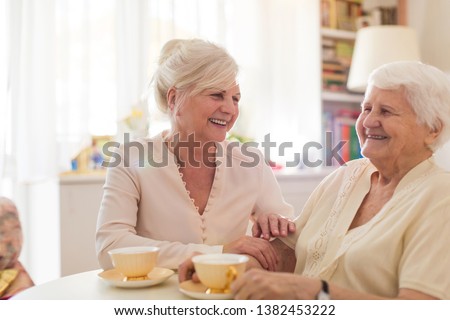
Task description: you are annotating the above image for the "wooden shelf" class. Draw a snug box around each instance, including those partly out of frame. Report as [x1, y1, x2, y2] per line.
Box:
[321, 28, 356, 40]
[322, 91, 363, 103]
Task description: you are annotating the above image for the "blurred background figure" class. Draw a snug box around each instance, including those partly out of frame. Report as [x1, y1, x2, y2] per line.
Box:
[0, 197, 34, 299]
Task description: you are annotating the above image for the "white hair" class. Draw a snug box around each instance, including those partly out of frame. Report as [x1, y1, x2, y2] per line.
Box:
[367, 61, 450, 151]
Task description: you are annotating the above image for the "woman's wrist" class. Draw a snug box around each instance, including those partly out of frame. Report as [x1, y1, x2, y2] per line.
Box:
[316, 280, 331, 300]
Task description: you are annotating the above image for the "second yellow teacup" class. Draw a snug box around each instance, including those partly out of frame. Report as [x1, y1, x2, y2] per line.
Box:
[192, 253, 248, 293]
[108, 246, 160, 280]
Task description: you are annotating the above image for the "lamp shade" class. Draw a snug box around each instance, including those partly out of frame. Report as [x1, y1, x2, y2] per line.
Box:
[347, 25, 421, 93]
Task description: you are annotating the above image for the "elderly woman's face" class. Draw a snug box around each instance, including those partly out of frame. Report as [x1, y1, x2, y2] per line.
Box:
[356, 86, 437, 167]
[173, 83, 240, 143]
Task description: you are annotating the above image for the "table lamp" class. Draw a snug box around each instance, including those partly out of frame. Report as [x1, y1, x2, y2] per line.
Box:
[347, 25, 421, 93]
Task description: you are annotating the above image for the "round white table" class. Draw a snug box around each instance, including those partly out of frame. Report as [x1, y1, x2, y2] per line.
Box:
[12, 269, 191, 300]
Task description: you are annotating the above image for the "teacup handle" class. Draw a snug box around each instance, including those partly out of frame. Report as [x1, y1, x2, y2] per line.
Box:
[224, 266, 237, 293]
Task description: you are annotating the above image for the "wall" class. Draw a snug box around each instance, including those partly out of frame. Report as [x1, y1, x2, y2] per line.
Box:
[408, 0, 450, 73]
[408, 0, 450, 170]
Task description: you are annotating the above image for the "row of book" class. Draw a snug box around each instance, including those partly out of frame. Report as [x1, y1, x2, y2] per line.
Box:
[323, 109, 362, 165]
[321, 0, 363, 31]
[322, 0, 399, 31]
[366, 7, 398, 25]
[322, 39, 354, 92]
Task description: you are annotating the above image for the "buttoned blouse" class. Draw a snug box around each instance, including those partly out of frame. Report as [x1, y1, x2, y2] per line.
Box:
[282, 157, 450, 299]
[96, 133, 294, 270]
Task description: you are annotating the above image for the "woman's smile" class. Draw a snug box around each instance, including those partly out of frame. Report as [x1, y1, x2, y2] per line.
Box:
[208, 118, 228, 126]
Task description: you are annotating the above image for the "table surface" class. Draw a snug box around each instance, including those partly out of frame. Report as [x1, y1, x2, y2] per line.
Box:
[12, 269, 191, 300]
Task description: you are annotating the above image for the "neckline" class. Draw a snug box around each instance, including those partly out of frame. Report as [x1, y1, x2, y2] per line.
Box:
[177, 162, 219, 215]
[159, 131, 225, 215]
[161, 130, 220, 166]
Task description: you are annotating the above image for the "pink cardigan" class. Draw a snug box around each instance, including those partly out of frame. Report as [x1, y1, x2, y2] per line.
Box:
[96, 133, 293, 270]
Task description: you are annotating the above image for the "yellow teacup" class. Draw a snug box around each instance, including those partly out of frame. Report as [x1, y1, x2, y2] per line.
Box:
[192, 254, 248, 293]
[108, 246, 159, 281]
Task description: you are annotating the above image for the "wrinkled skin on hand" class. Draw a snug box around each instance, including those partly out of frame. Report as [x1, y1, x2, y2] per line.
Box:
[252, 213, 296, 240]
[231, 269, 321, 300]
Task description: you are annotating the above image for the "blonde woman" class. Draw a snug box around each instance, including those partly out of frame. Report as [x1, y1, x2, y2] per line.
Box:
[96, 39, 295, 271]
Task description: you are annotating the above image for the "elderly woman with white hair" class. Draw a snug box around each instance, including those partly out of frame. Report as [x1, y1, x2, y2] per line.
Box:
[180, 61, 450, 300]
[96, 39, 295, 271]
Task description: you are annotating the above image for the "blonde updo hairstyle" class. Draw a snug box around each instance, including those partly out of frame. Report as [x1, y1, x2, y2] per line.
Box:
[152, 39, 239, 122]
[367, 61, 450, 151]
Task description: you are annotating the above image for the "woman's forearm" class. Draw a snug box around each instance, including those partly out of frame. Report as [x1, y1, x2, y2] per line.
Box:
[271, 238, 296, 272]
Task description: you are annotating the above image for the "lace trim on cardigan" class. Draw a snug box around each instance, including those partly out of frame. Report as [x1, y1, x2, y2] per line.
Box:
[303, 159, 368, 277]
[304, 159, 435, 278]
[176, 163, 200, 212]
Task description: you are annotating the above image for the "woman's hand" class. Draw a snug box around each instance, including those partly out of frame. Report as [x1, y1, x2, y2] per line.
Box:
[223, 236, 278, 271]
[231, 269, 321, 300]
[178, 253, 201, 283]
[179, 236, 280, 283]
[178, 252, 264, 285]
[252, 213, 296, 240]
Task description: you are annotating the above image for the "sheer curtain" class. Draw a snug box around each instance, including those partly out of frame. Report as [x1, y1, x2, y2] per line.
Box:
[1, 0, 152, 190]
[0, 0, 10, 195]
[2, 0, 154, 280]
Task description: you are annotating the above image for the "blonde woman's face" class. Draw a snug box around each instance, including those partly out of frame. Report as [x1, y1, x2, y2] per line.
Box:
[173, 83, 240, 143]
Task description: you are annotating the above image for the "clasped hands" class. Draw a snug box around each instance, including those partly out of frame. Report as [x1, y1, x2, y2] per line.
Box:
[222, 213, 295, 270]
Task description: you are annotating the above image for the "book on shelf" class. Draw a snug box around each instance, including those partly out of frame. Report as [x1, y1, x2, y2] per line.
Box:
[321, 0, 338, 29]
[324, 109, 362, 165]
[322, 39, 354, 93]
[323, 72, 347, 82]
[322, 39, 353, 63]
[364, 6, 398, 26]
[334, 41, 353, 65]
[321, 0, 363, 31]
[323, 62, 346, 71]
[323, 78, 347, 92]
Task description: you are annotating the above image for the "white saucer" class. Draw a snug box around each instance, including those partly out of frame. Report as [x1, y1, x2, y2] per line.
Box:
[98, 267, 174, 288]
[179, 280, 233, 300]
